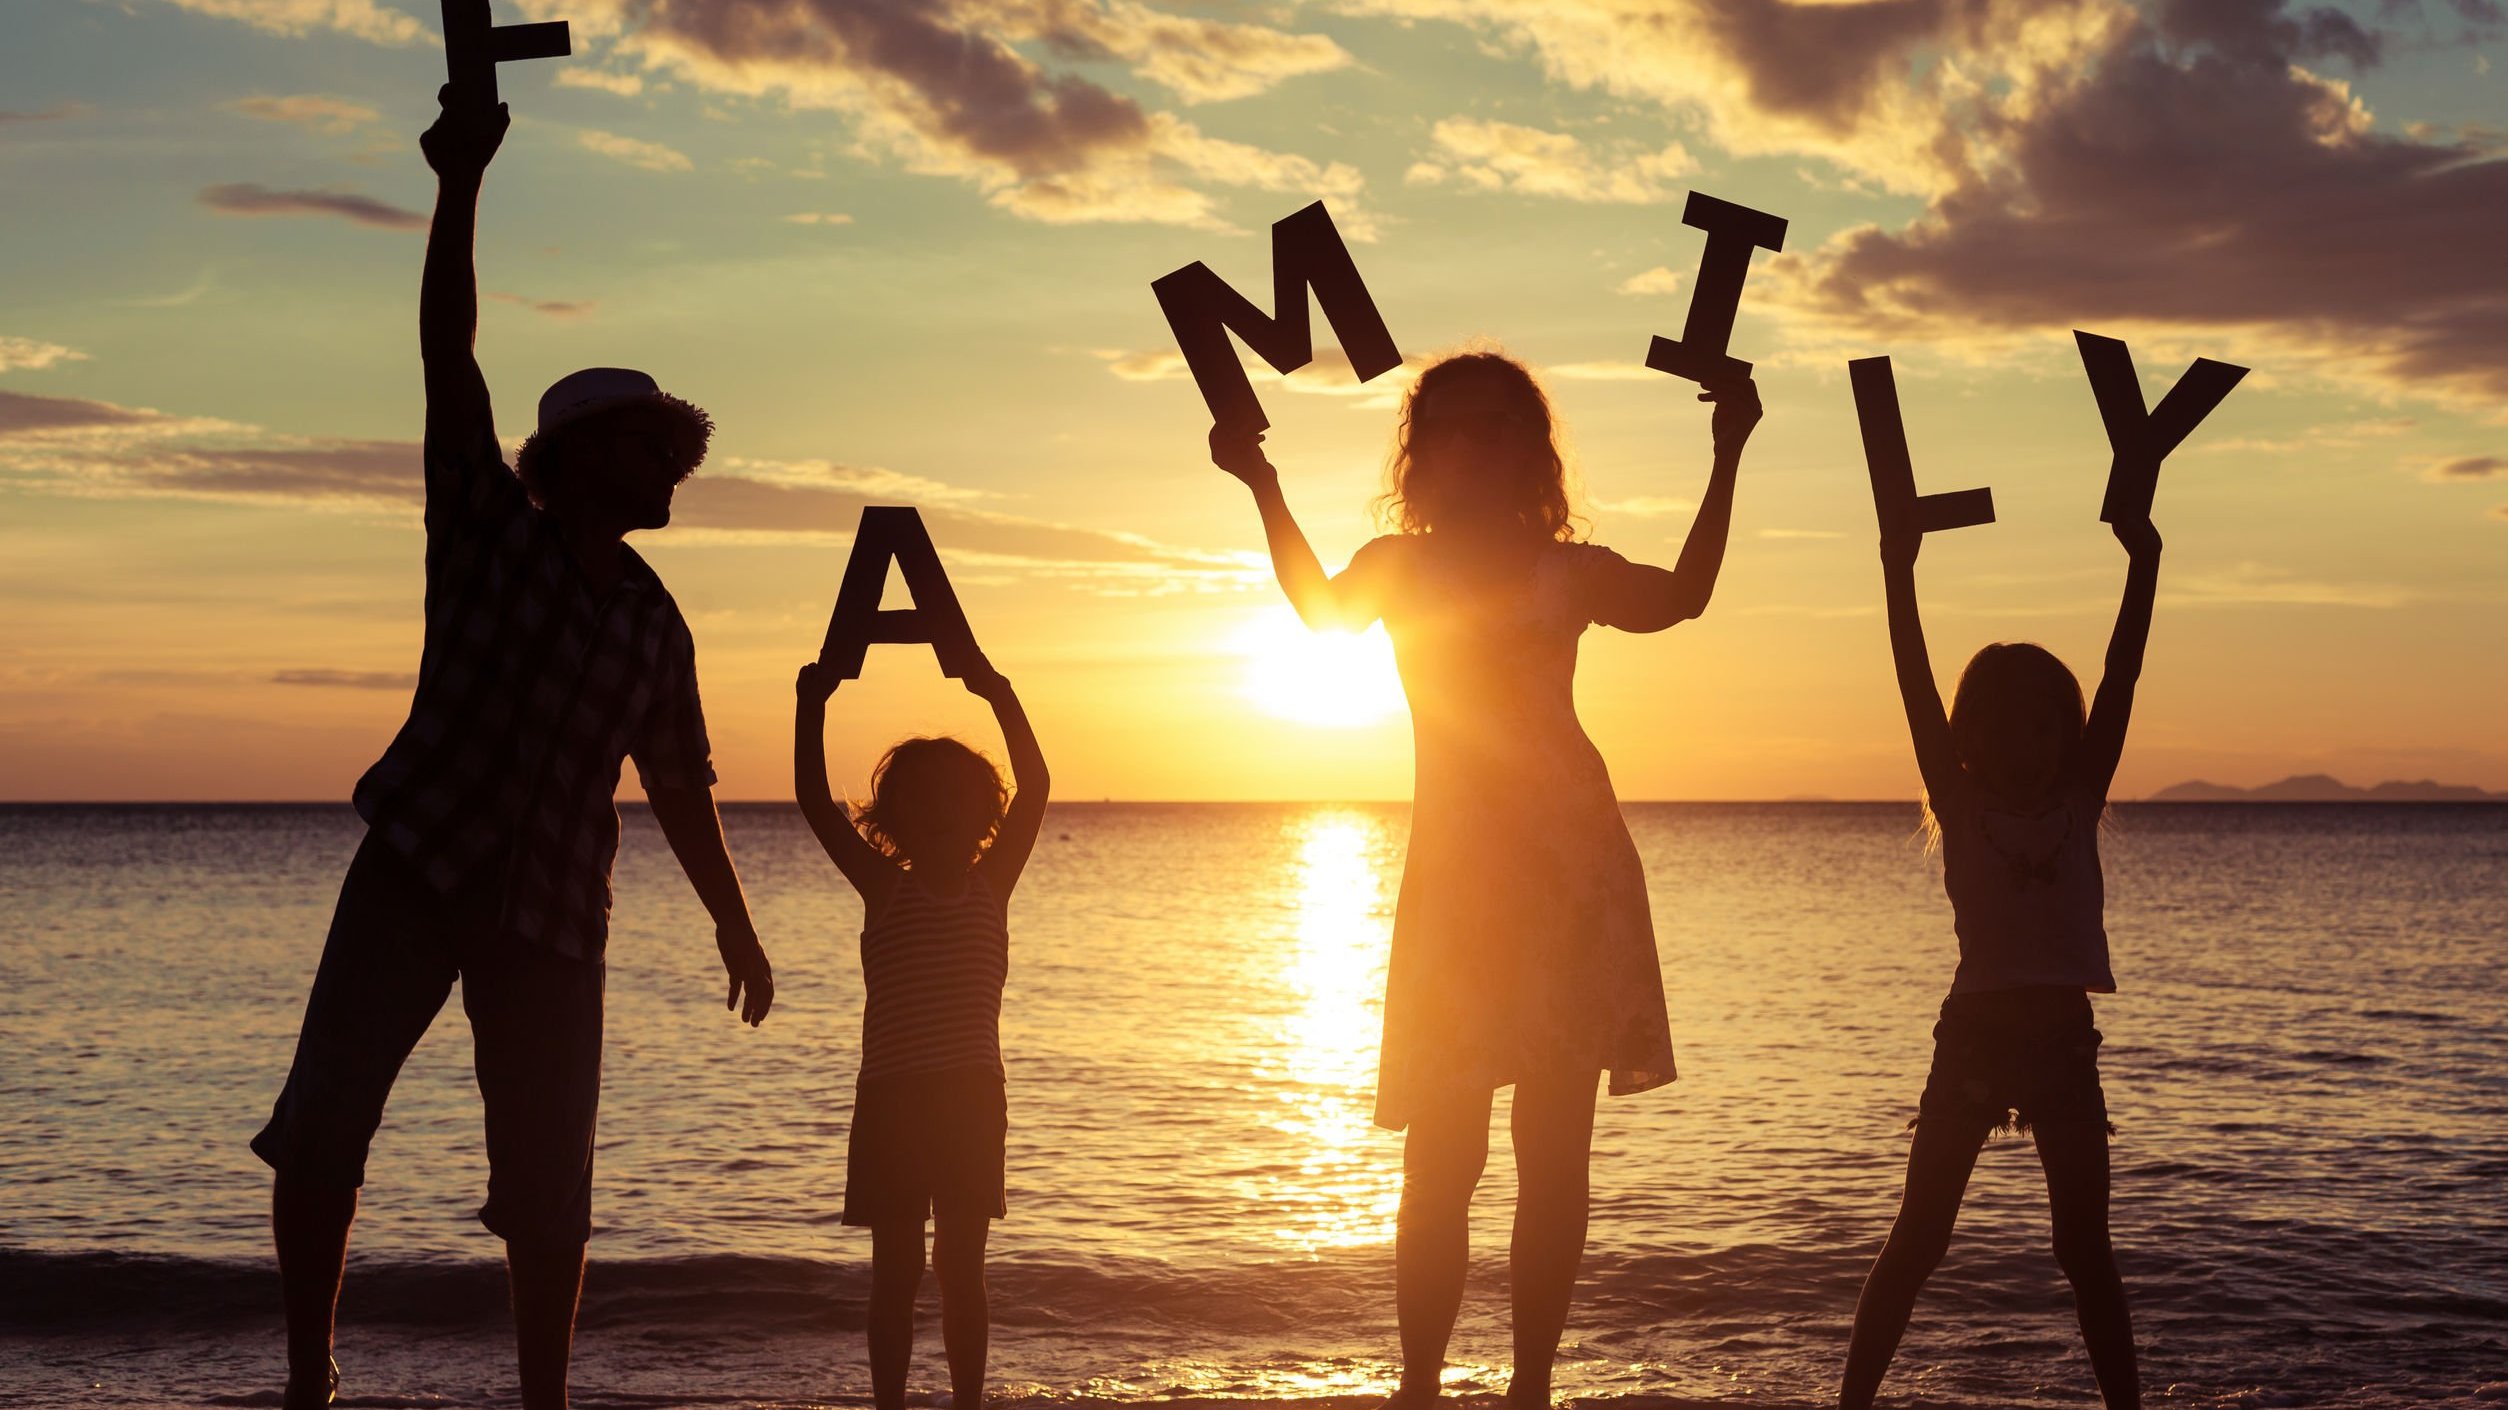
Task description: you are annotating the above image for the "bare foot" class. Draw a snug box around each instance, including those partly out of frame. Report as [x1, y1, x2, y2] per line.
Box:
[281, 1356, 337, 1410]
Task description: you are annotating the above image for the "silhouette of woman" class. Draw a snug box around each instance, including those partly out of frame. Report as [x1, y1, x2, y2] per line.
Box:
[1210, 353, 1760, 1407]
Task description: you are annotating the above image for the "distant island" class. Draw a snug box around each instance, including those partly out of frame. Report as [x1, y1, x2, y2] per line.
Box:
[2144, 774, 2507, 802]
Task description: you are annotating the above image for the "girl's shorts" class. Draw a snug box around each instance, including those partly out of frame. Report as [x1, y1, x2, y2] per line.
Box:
[842, 1067, 1008, 1227]
[1916, 985, 2110, 1135]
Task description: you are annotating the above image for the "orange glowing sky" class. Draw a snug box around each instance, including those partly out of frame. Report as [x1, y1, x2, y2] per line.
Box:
[3, 0, 2504, 801]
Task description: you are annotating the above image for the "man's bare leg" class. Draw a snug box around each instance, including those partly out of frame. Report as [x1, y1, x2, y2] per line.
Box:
[508, 1237, 588, 1410]
[275, 1174, 357, 1409]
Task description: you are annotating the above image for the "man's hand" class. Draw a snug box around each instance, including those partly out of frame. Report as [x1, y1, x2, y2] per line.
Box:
[1881, 529, 1921, 574]
[1209, 421, 1278, 489]
[1700, 376, 1762, 459]
[2112, 514, 2162, 559]
[961, 652, 1013, 703]
[419, 85, 509, 181]
[795, 661, 842, 707]
[717, 921, 773, 1027]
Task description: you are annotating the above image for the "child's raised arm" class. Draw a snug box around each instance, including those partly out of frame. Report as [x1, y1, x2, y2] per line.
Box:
[1882, 531, 1963, 802]
[794, 662, 897, 899]
[2078, 517, 2161, 801]
[1209, 422, 1391, 632]
[966, 655, 1050, 898]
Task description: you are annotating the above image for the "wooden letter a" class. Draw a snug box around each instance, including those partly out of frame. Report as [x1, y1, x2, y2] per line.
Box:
[819, 507, 981, 680]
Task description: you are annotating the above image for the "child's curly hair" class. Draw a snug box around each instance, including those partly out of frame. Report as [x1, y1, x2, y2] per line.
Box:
[852, 736, 1010, 865]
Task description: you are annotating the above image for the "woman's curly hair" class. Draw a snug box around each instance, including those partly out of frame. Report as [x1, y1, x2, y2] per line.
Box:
[1377, 350, 1579, 542]
[513, 393, 714, 508]
[852, 736, 1010, 865]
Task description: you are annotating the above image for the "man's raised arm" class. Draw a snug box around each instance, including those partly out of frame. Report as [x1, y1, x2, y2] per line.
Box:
[416, 90, 511, 522]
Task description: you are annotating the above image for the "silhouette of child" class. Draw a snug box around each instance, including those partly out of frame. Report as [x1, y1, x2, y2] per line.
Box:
[1210, 352, 1760, 1408]
[794, 654, 1049, 1410]
[1838, 515, 2163, 1410]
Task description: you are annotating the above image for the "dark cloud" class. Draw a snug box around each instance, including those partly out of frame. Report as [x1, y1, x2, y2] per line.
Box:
[1686, 0, 1993, 132]
[487, 291, 598, 320]
[1786, 0, 2508, 401]
[198, 183, 425, 231]
[2157, 0, 2383, 67]
[633, 0, 1152, 178]
[0, 103, 89, 123]
[0, 389, 167, 435]
[273, 669, 419, 690]
[126, 440, 418, 499]
[2430, 455, 2507, 478]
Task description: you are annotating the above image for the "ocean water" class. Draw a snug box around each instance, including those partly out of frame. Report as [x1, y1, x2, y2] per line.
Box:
[1, 802, 2502, 1410]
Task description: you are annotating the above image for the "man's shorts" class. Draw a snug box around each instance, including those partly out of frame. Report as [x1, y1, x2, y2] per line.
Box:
[1915, 985, 2110, 1135]
[841, 1068, 1008, 1227]
[250, 834, 606, 1244]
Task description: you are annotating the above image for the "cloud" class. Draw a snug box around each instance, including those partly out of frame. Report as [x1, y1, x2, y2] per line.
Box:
[783, 211, 856, 224]
[1547, 361, 1656, 381]
[0, 337, 88, 374]
[272, 669, 418, 690]
[230, 94, 380, 133]
[150, 0, 428, 46]
[0, 103, 90, 124]
[1759, 1, 2508, 409]
[1095, 345, 1422, 407]
[1593, 495, 1695, 517]
[486, 291, 598, 320]
[1617, 266, 1684, 297]
[197, 183, 424, 230]
[578, 129, 694, 172]
[1407, 116, 1692, 202]
[1759, 527, 1845, 539]
[2166, 561, 2412, 608]
[0, 387, 1223, 574]
[554, 68, 647, 96]
[0, 389, 173, 435]
[2422, 454, 2508, 480]
[2493, 503, 2508, 523]
[541, 0, 1368, 229]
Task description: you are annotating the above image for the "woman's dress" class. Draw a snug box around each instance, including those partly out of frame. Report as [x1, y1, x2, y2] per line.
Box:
[1369, 534, 1678, 1130]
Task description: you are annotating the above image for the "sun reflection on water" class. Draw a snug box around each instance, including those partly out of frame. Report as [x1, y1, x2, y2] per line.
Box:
[1256, 811, 1402, 1252]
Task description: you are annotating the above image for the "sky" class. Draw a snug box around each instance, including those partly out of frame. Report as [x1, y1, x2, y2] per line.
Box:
[1, 0, 2504, 802]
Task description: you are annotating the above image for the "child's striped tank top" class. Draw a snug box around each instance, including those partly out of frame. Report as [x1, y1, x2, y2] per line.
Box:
[857, 868, 1008, 1084]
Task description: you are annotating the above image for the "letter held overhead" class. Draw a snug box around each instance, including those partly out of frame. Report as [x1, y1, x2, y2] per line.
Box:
[820, 507, 983, 681]
[1850, 356, 1995, 538]
[1151, 201, 1401, 433]
[2073, 331, 2249, 524]
[441, 0, 571, 108]
[1645, 192, 1789, 385]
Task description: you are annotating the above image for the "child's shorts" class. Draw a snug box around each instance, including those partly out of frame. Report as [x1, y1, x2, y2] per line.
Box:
[1915, 985, 2110, 1135]
[842, 1067, 1007, 1226]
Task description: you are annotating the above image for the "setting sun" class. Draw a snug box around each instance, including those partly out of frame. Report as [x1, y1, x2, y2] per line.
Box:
[1231, 607, 1408, 730]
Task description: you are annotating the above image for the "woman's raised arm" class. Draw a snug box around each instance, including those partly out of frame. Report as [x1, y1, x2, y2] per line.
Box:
[1210, 423, 1390, 631]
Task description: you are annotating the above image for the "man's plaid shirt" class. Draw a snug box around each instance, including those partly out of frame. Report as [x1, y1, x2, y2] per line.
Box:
[352, 388, 715, 962]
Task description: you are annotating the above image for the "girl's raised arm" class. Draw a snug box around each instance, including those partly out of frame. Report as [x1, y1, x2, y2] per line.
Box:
[1210, 423, 1391, 632]
[793, 662, 898, 899]
[1882, 532, 1964, 802]
[2078, 517, 2161, 801]
[966, 655, 1050, 898]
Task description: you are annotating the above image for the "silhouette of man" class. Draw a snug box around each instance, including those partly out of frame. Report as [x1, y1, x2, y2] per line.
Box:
[250, 90, 775, 1410]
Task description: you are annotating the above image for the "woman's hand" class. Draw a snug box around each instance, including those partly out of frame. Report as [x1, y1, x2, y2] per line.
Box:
[1880, 530, 1921, 574]
[418, 85, 508, 180]
[795, 661, 841, 706]
[2111, 515, 2162, 558]
[1209, 421, 1279, 489]
[1699, 376, 1762, 459]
